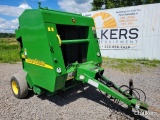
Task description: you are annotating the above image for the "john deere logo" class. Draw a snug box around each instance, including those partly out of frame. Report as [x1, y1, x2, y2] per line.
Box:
[92, 12, 117, 28]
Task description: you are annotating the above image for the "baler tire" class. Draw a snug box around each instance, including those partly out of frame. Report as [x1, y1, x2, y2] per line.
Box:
[11, 72, 28, 99]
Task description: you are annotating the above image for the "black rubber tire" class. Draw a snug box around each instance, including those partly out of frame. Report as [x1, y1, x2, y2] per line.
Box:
[11, 71, 28, 99]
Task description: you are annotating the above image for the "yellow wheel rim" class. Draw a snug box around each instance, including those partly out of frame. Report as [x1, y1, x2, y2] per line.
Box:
[12, 80, 18, 95]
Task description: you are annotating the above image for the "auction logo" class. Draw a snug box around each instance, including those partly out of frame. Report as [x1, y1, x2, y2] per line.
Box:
[92, 12, 117, 28]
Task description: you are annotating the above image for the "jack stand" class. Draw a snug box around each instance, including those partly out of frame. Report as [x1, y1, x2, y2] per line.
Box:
[128, 79, 133, 111]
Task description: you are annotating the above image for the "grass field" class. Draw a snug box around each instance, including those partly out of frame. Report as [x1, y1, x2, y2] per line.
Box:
[102, 57, 160, 73]
[0, 38, 20, 63]
[0, 38, 160, 73]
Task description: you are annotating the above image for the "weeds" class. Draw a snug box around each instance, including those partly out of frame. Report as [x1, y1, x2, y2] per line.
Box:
[102, 57, 160, 73]
[0, 38, 20, 63]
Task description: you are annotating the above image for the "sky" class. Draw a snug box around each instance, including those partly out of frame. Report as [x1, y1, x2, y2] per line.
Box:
[0, 0, 92, 33]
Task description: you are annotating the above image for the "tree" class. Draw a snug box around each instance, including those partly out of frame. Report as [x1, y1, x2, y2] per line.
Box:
[0, 33, 15, 38]
[91, 0, 160, 10]
[91, 0, 104, 11]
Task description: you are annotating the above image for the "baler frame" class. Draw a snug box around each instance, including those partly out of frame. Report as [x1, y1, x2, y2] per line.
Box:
[11, 2, 149, 113]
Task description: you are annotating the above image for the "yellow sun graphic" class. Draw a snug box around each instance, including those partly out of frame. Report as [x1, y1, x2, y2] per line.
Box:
[92, 12, 117, 28]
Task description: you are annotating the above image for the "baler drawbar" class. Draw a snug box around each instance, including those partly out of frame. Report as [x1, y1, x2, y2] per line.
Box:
[66, 61, 148, 110]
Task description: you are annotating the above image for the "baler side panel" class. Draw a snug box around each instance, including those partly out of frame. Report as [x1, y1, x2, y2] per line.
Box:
[86, 26, 102, 63]
[18, 10, 57, 92]
[44, 23, 67, 91]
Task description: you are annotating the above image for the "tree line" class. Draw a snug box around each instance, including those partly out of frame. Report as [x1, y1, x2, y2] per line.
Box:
[0, 33, 15, 38]
[91, 0, 160, 10]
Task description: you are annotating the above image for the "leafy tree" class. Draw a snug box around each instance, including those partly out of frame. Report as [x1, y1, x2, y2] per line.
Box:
[0, 33, 15, 38]
[91, 0, 160, 10]
[91, 0, 104, 10]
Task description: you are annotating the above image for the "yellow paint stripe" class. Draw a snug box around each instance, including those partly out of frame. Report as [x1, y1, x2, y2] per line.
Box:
[51, 27, 54, 31]
[48, 27, 51, 31]
[25, 59, 53, 70]
[44, 64, 54, 69]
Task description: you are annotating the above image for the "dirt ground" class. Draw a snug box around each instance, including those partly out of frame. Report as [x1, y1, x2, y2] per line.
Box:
[0, 62, 160, 120]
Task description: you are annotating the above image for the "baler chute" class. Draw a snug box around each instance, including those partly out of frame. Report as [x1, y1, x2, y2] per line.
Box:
[11, 3, 149, 112]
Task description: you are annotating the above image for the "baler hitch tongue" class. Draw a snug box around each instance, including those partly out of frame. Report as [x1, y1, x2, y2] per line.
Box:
[76, 63, 149, 111]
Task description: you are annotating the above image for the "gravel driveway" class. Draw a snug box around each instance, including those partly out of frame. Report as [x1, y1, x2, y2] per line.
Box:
[0, 63, 160, 120]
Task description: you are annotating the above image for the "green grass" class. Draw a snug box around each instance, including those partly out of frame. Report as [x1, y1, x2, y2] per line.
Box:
[102, 57, 160, 73]
[0, 38, 20, 63]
